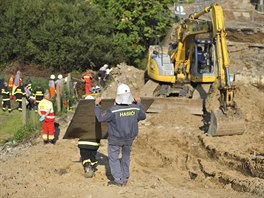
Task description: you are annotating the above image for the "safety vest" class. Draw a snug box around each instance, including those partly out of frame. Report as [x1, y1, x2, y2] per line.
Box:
[8, 75, 14, 88]
[38, 99, 55, 122]
[83, 72, 91, 84]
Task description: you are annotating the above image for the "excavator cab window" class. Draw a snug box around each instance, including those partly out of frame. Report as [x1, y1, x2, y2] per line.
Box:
[197, 46, 206, 67]
[194, 41, 214, 74]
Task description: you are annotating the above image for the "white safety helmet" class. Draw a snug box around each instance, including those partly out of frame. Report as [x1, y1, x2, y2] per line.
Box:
[58, 74, 63, 80]
[85, 95, 95, 100]
[103, 64, 108, 68]
[116, 83, 130, 95]
[50, 74, 55, 80]
[115, 83, 134, 104]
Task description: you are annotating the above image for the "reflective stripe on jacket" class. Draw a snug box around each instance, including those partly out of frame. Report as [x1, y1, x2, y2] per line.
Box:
[95, 103, 146, 142]
[83, 72, 91, 84]
[1, 87, 10, 101]
[78, 139, 100, 150]
[34, 88, 44, 102]
[14, 86, 26, 100]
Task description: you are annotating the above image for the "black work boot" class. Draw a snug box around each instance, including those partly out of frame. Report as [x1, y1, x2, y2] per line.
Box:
[43, 140, 49, 144]
[83, 163, 95, 178]
[49, 139, 56, 144]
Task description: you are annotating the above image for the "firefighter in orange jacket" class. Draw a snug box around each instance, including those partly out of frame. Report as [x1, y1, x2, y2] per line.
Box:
[82, 69, 92, 95]
[38, 92, 55, 144]
[8, 73, 14, 90]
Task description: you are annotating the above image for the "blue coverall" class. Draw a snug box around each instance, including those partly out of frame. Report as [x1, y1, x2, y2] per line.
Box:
[95, 103, 146, 184]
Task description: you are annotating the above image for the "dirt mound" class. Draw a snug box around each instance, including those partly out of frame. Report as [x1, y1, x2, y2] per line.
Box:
[101, 62, 145, 98]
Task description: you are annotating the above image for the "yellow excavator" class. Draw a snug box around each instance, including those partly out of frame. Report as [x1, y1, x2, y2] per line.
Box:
[145, 3, 245, 136]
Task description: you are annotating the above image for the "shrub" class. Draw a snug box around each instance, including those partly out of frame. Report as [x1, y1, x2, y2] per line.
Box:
[13, 123, 39, 142]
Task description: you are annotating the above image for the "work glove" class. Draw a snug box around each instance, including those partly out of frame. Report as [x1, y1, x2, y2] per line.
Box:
[39, 115, 45, 122]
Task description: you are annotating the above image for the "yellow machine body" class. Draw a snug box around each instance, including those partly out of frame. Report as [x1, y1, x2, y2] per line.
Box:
[145, 3, 245, 136]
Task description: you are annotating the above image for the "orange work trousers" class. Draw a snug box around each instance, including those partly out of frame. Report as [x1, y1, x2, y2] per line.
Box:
[42, 121, 55, 141]
[49, 87, 55, 97]
[85, 83, 91, 95]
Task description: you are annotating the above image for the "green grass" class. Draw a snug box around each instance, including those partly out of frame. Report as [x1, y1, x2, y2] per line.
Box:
[0, 100, 41, 144]
[13, 123, 40, 142]
[0, 103, 23, 136]
[0, 74, 73, 144]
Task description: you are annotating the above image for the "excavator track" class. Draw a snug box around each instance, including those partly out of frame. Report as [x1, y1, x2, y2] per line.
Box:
[140, 79, 204, 115]
[146, 97, 203, 115]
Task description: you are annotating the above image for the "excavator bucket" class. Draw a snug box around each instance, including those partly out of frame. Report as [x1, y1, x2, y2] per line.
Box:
[207, 109, 246, 136]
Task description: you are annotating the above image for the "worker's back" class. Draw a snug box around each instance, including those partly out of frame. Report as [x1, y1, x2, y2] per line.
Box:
[95, 103, 146, 141]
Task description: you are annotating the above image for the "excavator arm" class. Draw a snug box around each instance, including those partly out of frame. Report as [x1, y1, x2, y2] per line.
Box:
[191, 4, 236, 109]
[190, 4, 245, 136]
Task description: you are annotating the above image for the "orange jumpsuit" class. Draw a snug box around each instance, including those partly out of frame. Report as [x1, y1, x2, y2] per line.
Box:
[83, 71, 92, 95]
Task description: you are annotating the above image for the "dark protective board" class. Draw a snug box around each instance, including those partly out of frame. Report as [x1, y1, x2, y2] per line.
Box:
[63, 98, 154, 139]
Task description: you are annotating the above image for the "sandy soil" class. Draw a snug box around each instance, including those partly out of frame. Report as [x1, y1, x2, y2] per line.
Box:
[1, 1, 264, 198]
[1, 54, 263, 198]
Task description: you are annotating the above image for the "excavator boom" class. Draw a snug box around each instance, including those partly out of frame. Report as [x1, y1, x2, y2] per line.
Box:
[204, 4, 245, 136]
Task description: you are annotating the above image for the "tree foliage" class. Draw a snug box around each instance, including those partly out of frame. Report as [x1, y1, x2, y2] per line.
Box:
[0, 0, 174, 70]
[95, 0, 173, 65]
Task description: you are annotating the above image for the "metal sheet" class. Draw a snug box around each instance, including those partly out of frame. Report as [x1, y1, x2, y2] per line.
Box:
[63, 98, 154, 139]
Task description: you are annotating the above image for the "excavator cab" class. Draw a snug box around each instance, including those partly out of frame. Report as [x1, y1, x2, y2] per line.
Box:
[190, 39, 216, 83]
